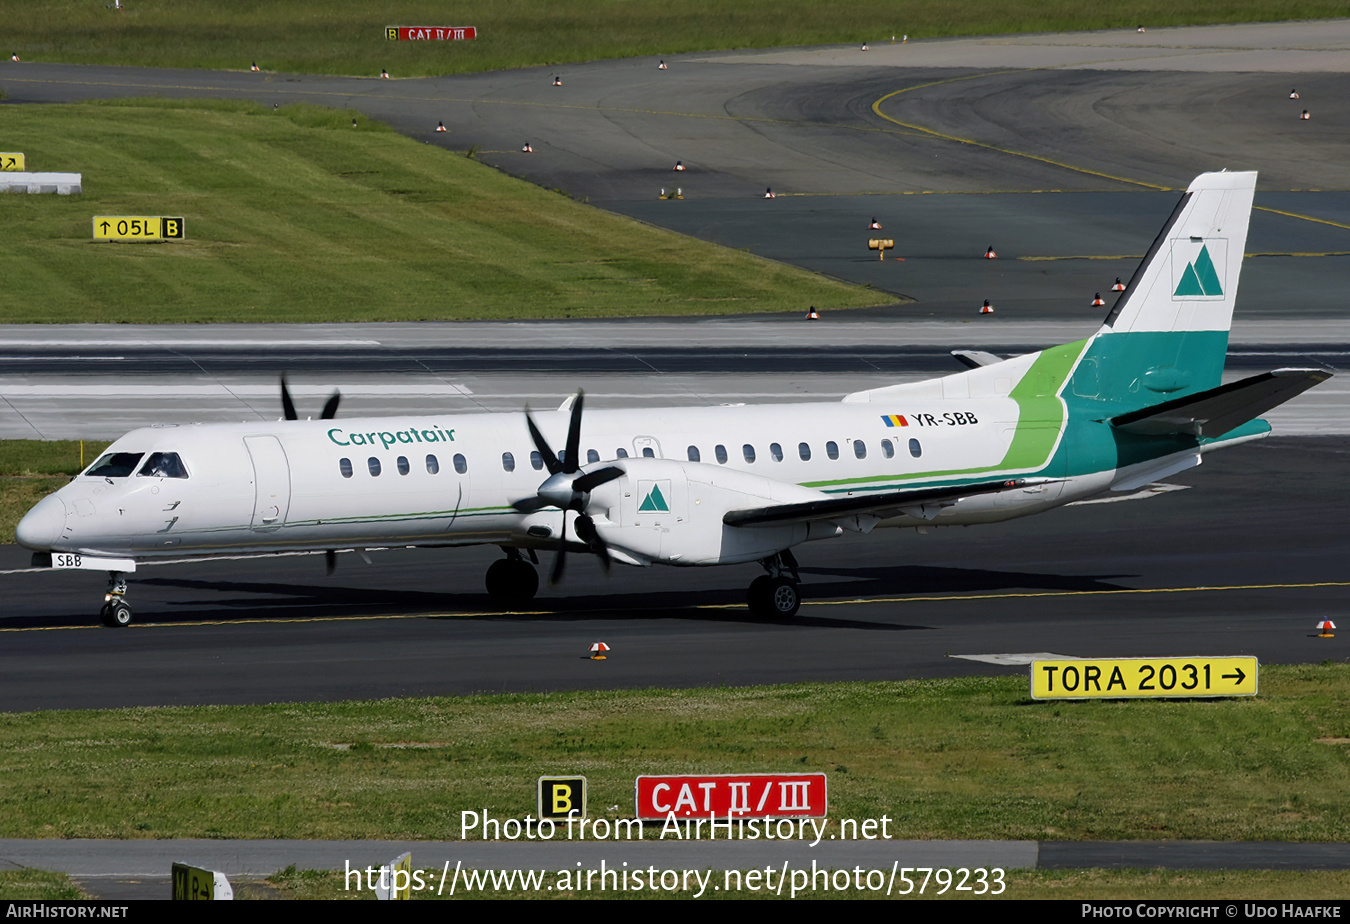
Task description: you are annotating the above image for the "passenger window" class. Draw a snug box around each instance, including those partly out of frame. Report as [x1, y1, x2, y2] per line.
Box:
[339, 458, 353, 478]
[742, 444, 756, 463]
[854, 441, 867, 460]
[770, 443, 783, 462]
[881, 439, 895, 459]
[502, 451, 515, 473]
[531, 450, 544, 471]
[826, 441, 839, 460]
[397, 456, 410, 476]
[453, 453, 468, 474]
[368, 457, 381, 476]
[798, 442, 811, 461]
[426, 454, 440, 474]
[687, 445, 700, 463]
[616, 448, 629, 459]
[715, 445, 728, 464]
[137, 452, 189, 478]
[86, 452, 144, 478]
[587, 449, 600, 464]
[558, 449, 568, 467]
[909, 438, 922, 458]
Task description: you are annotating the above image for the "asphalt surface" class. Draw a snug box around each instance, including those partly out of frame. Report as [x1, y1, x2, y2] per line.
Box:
[3, 436, 1345, 711]
[2, 23, 1349, 894]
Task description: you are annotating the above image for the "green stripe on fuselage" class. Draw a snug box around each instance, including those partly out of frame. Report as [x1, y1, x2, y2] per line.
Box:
[804, 339, 1088, 491]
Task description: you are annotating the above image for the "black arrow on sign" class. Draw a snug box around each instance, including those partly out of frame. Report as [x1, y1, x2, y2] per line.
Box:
[1222, 667, 1246, 685]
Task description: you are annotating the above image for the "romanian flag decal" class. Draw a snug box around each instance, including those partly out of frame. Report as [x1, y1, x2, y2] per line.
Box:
[881, 414, 908, 427]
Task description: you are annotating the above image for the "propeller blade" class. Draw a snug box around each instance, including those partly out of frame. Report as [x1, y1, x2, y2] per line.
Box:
[524, 408, 561, 475]
[550, 513, 568, 585]
[573, 466, 623, 494]
[320, 391, 342, 420]
[575, 514, 612, 573]
[563, 390, 584, 474]
[511, 495, 552, 514]
[280, 377, 298, 421]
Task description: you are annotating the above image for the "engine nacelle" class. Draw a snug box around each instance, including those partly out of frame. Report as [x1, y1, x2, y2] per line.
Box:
[581, 458, 839, 566]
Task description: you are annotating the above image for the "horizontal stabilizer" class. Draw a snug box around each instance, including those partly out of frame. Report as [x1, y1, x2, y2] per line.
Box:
[951, 349, 1003, 369]
[724, 478, 1028, 528]
[1110, 368, 1331, 437]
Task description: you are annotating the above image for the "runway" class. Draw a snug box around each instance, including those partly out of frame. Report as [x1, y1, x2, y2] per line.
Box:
[2, 436, 1345, 712]
[1, 23, 1346, 713]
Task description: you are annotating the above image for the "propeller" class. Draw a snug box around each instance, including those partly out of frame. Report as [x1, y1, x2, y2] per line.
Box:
[513, 390, 623, 582]
[280, 376, 342, 421]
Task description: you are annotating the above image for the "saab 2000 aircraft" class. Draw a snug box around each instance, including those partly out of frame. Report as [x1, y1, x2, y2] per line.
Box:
[16, 171, 1331, 626]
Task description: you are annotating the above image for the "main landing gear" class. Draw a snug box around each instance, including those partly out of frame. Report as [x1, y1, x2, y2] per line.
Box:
[485, 549, 540, 607]
[98, 572, 132, 627]
[747, 550, 802, 619]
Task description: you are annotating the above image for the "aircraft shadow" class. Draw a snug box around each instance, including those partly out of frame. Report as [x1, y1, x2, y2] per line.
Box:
[5, 564, 1136, 630]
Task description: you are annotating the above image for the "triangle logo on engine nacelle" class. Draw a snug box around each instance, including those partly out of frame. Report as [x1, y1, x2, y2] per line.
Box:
[637, 481, 670, 513]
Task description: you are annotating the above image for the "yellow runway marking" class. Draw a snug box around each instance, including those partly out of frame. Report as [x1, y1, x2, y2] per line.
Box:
[4, 580, 1344, 632]
[806, 580, 1350, 608]
[1020, 252, 1350, 261]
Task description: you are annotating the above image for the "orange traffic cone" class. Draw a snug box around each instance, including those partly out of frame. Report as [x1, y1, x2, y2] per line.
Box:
[806, 306, 820, 320]
[984, 246, 997, 259]
[1290, 89, 1300, 99]
[250, 62, 260, 72]
[673, 161, 685, 171]
[658, 59, 668, 69]
[553, 75, 562, 86]
[980, 300, 994, 314]
[380, 68, 389, 79]
[1301, 109, 1310, 120]
[435, 121, 447, 132]
[521, 142, 533, 153]
[868, 218, 882, 229]
[1112, 277, 1126, 291]
[764, 188, 775, 199]
[1092, 293, 1105, 307]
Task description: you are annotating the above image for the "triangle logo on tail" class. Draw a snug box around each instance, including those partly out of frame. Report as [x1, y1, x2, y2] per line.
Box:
[1173, 243, 1225, 298]
[638, 482, 670, 513]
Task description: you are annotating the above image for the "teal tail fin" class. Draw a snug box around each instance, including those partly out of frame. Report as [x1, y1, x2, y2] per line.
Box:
[1072, 171, 1257, 412]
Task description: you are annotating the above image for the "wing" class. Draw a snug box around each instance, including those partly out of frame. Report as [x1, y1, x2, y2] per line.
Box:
[723, 477, 1030, 528]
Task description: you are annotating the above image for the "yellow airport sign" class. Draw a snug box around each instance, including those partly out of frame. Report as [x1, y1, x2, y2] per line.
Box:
[1, 153, 24, 170]
[93, 216, 185, 241]
[1031, 656, 1258, 700]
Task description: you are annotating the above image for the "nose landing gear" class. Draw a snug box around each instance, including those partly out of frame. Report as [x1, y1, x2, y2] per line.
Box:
[98, 572, 132, 627]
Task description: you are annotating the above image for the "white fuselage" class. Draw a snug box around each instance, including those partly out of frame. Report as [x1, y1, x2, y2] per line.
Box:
[23, 393, 1106, 566]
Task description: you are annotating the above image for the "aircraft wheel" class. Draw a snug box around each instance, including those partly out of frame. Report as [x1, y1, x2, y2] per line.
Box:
[747, 576, 800, 618]
[486, 558, 539, 607]
[101, 600, 133, 628]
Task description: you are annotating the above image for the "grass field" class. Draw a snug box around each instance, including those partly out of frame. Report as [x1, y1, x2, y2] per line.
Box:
[3, 1, 1346, 77]
[2, 668, 1347, 843]
[0, 440, 107, 544]
[0, 100, 880, 323]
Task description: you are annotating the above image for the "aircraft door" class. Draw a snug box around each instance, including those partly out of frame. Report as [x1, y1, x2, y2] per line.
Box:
[244, 436, 292, 531]
[632, 436, 663, 458]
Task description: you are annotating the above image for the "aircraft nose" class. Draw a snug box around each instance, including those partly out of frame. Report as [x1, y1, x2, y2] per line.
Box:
[15, 493, 67, 551]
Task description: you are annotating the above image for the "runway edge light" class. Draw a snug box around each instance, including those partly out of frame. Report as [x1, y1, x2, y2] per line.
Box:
[1315, 620, 1335, 637]
[589, 641, 610, 659]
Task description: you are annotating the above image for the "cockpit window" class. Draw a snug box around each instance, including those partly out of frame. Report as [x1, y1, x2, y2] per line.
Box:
[137, 452, 189, 479]
[86, 452, 144, 478]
